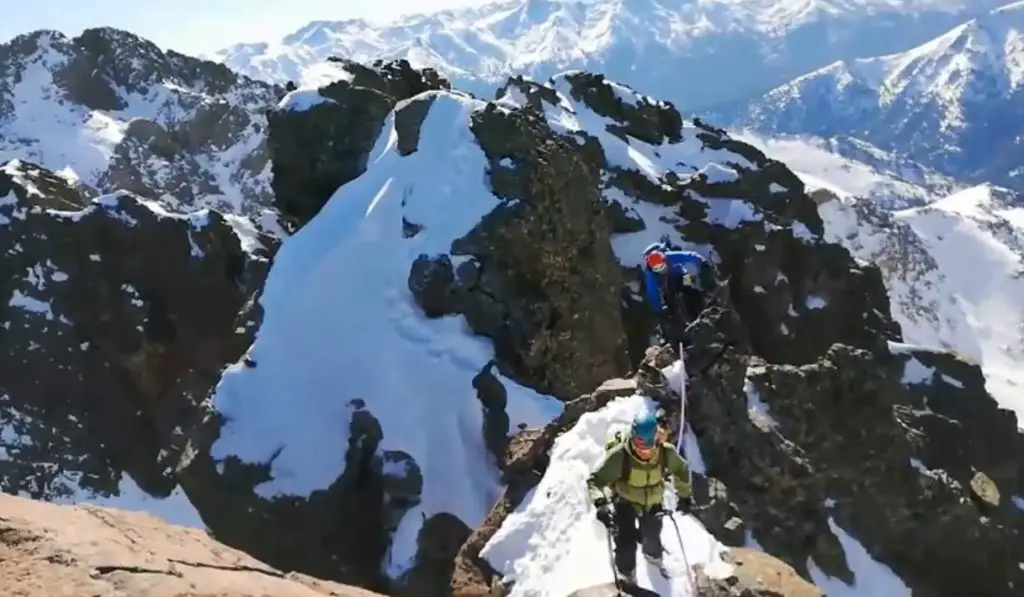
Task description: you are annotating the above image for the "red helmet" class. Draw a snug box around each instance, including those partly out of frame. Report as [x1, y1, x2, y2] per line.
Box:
[646, 250, 667, 273]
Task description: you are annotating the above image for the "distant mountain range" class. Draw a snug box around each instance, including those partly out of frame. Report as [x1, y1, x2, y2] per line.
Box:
[714, 1, 1024, 192]
[212, 0, 1005, 110]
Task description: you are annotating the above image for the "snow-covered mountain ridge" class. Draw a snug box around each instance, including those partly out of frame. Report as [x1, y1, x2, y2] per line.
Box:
[212, 0, 1007, 110]
[715, 0, 1024, 192]
[0, 27, 283, 218]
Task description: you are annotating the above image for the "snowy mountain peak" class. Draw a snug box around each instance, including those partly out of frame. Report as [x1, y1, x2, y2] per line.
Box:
[717, 1, 1024, 191]
[786, 2, 1024, 102]
[0, 26, 282, 216]
[875, 2, 1024, 99]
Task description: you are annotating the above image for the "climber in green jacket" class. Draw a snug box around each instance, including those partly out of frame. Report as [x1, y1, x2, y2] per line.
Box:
[587, 412, 692, 583]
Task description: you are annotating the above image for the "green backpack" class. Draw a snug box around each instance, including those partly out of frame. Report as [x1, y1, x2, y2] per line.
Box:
[605, 429, 667, 483]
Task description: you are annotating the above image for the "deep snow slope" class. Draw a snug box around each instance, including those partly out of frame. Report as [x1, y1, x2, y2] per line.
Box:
[0, 28, 282, 216]
[814, 182, 1024, 424]
[718, 1, 1024, 191]
[212, 0, 1004, 110]
[209, 90, 565, 578]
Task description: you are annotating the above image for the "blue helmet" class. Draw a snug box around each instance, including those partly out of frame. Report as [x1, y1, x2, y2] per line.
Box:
[631, 412, 658, 445]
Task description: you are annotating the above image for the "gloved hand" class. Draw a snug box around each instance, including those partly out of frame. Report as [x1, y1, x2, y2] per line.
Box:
[676, 495, 693, 514]
[594, 498, 614, 529]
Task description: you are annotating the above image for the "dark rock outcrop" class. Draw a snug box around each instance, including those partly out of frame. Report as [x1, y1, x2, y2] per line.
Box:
[683, 308, 1024, 597]
[179, 393, 424, 593]
[0, 158, 271, 503]
[397, 89, 631, 400]
[267, 59, 451, 230]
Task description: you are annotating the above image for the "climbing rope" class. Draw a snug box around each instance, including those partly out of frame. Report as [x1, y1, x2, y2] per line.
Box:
[669, 513, 699, 595]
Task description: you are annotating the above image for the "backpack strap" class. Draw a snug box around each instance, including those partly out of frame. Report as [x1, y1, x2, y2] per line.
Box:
[620, 446, 631, 483]
[618, 435, 669, 484]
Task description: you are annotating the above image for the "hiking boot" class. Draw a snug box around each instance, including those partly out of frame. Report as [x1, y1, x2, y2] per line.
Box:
[644, 554, 669, 578]
[616, 567, 637, 586]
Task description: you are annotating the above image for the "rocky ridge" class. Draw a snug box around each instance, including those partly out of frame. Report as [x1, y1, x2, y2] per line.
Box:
[373, 72, 1022, 596]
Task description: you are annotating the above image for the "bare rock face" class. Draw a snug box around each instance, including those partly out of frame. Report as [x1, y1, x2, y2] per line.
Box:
[0, 159, 272, 502]
[682, 307, 1024, 597]
[0, 492, 386, 597]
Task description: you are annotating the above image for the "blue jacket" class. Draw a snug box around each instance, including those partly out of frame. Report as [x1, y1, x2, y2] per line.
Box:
[643, 249, 707, 312]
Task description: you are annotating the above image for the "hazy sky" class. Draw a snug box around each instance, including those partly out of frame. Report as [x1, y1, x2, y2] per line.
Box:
[0, 0, 491, 55]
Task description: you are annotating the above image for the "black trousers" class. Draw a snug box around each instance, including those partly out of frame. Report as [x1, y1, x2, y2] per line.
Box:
[681, 285, 705, 324]
[660, 279, 705, 348]
[612, 500, 663, 575]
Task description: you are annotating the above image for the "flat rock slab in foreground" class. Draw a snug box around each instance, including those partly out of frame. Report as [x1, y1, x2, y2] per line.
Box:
[0, 494, 384, 597]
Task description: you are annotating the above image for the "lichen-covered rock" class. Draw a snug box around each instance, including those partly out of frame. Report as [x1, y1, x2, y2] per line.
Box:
[696, 548, 823, 597]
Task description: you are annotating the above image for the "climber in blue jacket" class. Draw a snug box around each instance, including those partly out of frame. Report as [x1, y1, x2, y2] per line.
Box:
[641, 242, 715, 349]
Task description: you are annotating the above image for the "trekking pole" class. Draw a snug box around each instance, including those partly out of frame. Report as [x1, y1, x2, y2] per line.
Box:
[669, 513, 699, 594]
[676, 340, 687, 452]
[604, 526, 623, 596]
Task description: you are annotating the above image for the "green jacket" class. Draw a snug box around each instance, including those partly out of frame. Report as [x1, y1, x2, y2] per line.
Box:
[586, 441, 691, 510]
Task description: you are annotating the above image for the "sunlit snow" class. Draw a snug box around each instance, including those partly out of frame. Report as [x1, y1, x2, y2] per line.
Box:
[209, 91, 564, 576]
